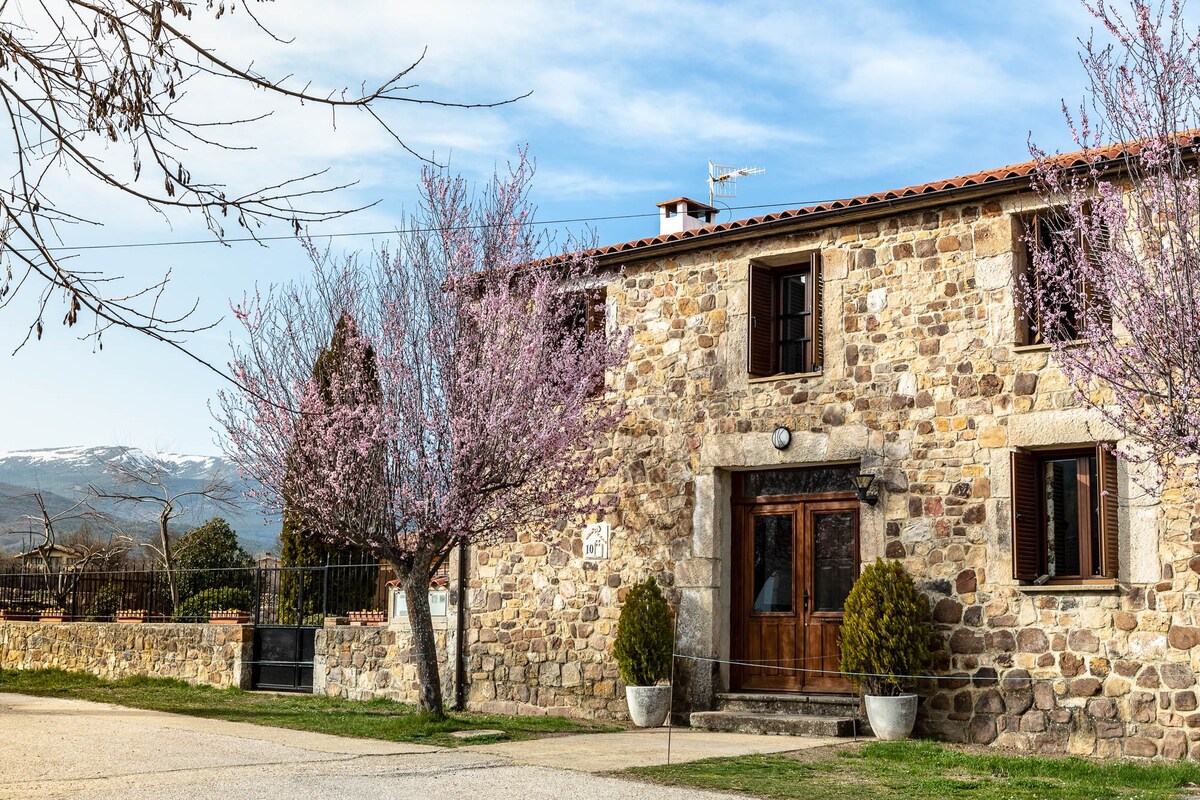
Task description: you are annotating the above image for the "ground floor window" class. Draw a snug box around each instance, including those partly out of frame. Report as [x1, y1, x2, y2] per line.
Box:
[1011, 443, 1119, 583]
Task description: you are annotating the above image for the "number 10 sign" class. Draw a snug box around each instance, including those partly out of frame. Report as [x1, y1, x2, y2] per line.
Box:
[583, 522, 610, 560]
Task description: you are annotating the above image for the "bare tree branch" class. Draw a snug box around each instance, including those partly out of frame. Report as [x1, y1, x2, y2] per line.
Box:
[87, 446, 238, 607]
[16, 489, 123, 605]
[0, 0, 527, 370]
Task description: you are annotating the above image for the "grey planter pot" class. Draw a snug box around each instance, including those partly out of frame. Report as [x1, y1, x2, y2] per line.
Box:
[864, 693, 918, 740]
[625, 685, 672, 727]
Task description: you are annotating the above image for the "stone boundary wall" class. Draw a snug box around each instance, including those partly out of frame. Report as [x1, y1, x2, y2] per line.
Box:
[0, 621, 252, 688]
[313, 624, 453, 705]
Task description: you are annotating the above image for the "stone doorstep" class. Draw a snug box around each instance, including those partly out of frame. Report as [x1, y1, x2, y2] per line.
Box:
[715, 692, 862, 718]
[689, 710, 860, 737]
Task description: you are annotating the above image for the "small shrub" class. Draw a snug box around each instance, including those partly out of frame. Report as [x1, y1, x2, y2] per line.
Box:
[172, 587, 252, 622]
[85, 583, 121, 621]
[613, 576, 673, 686]
[302, 612, 325, 626]
[840, 559, 933, 696]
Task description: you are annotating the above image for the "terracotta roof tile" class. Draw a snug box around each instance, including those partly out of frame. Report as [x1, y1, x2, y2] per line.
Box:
[589, 133, 1200, 260]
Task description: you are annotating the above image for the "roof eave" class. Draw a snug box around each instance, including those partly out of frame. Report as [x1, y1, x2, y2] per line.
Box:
[595, 174, 1037, 267]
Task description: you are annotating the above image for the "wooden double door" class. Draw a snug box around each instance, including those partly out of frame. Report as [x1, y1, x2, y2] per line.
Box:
[731, 495, 859, 694]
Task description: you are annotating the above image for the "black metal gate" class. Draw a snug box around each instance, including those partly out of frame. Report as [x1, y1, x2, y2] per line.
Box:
[251, 567, 322, 692]
[252, 624, 317, 691]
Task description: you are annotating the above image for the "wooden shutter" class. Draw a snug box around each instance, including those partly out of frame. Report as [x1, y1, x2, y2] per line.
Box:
[585, 288, 606, 336]
[1011, 449, 1042, 581]
[1012, 217, 1032, 345]
[1097, 444, 1120, 580]
[1080, 217, 1113, 333]
[748, 264, 776, 376]
[584, 288, 606, 395]
[810, 252, 823, 371]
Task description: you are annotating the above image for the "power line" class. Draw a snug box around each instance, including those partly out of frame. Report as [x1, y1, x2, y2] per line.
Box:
[14, 200, 825, 255]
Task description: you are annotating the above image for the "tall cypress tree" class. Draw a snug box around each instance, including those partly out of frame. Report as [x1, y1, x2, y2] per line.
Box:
[279, 314, 381, 622]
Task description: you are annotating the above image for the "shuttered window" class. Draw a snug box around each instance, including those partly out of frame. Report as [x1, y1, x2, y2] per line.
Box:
[564, 287, 606, 394]
[748, 253, 823, 377]
[1015, 212, 1111, 346]
[564, 288, 606, 339]
[1011, 443, 1119, 583]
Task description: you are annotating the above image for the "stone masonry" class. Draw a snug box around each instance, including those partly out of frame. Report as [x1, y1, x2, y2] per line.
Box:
[460, 185, 1200, 760]
[314, 623, 452, 704]
[0, 621, 252, 688]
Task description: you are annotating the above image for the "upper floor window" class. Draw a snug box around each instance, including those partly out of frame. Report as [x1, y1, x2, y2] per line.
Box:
[748, 252, 823, 376]
[1015, 211, 1109, 346]
[564, 287, 606, 342]
[563, 287, 606, 394]
[1011, 443, 1119, 583]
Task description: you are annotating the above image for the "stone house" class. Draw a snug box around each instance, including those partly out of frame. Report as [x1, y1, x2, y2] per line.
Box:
[17, 543, 86, 572]
[449, 140, 1200, 762]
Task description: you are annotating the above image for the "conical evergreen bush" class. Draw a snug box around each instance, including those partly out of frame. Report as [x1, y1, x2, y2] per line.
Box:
[840, 559, 933, 696]
[613, 576, 673, 686]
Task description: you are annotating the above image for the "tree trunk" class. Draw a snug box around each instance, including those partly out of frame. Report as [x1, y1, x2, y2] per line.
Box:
[160, 515, 179, 610]
[403, 570, 445, 718]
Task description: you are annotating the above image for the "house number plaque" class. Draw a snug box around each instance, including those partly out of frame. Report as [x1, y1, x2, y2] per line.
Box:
[583, 522, 611, 560]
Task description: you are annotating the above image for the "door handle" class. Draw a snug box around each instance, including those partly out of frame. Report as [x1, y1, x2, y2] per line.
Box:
[803, 590, 809, 611]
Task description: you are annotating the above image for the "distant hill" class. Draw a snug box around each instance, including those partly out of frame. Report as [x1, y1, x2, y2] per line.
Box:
[0, 446, 280, 555]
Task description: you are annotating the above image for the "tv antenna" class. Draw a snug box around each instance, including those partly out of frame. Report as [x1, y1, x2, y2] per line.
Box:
[708, 161, 765, 208]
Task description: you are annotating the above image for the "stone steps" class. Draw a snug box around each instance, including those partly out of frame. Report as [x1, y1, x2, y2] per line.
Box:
[689, 710, 861, 737]
[715, 692, 860, 717]
[690, 692, 868, 738]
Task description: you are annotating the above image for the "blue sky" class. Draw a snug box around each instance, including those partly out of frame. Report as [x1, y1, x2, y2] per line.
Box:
[0, 0, 1101, 456]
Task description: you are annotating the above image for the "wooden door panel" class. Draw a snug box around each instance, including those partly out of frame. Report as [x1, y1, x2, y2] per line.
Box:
[801, 503, 858, 694]
[731, 491, 859, 695]
[733, 506, 801, 691]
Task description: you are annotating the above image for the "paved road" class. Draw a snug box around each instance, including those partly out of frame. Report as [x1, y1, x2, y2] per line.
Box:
[0, 693, 810, 799]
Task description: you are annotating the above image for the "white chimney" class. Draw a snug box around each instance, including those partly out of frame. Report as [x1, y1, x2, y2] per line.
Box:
[657, 197, 718, 236]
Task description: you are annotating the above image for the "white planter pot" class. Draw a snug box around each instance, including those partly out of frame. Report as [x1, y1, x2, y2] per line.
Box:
[864, 693, 918, 741]
[625, 685, 672, 728]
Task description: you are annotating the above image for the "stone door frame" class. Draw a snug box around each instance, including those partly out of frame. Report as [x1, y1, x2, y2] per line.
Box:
[675, 436, 887, 713]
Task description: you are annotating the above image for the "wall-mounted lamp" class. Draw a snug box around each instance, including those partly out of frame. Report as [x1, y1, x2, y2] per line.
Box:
[850, 472, 879, 506]
[771, 426, 792, 450]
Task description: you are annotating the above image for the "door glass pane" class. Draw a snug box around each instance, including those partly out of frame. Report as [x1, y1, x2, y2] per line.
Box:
[813, 511, 855, 612]
[753, 514, 793, 613]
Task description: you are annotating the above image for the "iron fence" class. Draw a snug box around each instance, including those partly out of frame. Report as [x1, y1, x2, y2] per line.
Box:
[0, 557, 396, 624]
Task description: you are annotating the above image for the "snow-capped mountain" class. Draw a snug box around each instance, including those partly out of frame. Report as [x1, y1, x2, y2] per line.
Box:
[0, 446, 279, 553]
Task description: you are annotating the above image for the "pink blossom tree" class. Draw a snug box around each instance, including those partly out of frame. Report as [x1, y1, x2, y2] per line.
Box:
[1024, 0, 1200, 486]
[215, 154, 627, 716]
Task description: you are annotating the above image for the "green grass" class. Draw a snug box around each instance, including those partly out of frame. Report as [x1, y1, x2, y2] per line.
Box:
[0, 668, 620, 747]
[626, 740, 1200, 800]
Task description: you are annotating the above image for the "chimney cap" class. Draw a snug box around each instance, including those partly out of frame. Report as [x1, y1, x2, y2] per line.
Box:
[655, 196, 719, 212]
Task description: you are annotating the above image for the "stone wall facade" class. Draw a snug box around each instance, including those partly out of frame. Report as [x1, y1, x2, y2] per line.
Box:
[0, 621, 252, 688]
[460, 186, 1200, 759]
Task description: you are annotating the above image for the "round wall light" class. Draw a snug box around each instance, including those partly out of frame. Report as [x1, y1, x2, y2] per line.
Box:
[771, 426, 792, 450]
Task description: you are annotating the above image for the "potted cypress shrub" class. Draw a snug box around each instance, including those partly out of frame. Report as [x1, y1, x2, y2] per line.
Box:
[613, 576, 673, 727]
[840, 559, 933, 741]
